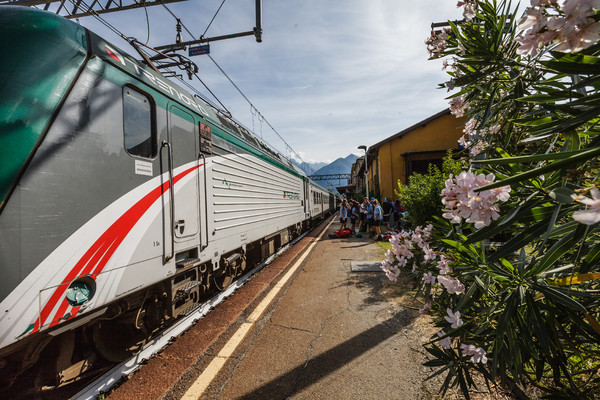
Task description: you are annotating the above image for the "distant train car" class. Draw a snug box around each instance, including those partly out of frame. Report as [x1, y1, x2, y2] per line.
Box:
[0, 7, 332, 391]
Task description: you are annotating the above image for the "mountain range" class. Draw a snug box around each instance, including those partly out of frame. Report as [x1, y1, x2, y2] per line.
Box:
[292, 154, 359, 193]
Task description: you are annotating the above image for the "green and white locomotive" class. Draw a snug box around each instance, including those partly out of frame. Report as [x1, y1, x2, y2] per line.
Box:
[0, 6, 333, 393]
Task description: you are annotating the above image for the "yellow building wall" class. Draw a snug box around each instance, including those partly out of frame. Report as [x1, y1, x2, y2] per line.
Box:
[375, 113, 466, 201]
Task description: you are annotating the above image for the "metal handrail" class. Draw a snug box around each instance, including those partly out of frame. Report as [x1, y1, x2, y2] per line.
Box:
[199, 153, 209, 250]
[162, 140, 175, 263]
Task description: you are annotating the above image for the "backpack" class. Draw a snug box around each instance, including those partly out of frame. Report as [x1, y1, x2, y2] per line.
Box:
[333, 228, 352, 238]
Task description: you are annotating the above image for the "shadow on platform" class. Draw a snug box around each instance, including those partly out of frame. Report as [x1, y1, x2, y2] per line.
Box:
[235, 309, 417, 400]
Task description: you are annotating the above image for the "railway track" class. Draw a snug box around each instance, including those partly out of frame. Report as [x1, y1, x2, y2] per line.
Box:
[70, 230, 310, 400]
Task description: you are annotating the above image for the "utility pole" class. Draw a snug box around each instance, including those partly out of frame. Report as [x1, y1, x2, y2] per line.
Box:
[357, 145, 369, 200]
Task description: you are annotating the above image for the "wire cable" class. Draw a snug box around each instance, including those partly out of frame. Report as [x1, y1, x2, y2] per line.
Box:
[202, 0, 227, 38]
[67, 0, 317, 177]
[160, 3, 316, 174]
[143, 2, 151, 45]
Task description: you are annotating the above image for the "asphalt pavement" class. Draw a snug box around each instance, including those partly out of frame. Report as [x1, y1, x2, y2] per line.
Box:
[110, 216, 440, 400]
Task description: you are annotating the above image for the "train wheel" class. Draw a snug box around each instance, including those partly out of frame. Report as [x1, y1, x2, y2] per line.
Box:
[212, 267, 237, 291]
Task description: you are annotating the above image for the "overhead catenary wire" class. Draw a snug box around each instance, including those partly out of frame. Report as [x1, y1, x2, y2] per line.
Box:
[143, 1, 150, 45]
[161, 3, 316, 175]
[201, 0, 227, 39]
[67, 0, 317, 176]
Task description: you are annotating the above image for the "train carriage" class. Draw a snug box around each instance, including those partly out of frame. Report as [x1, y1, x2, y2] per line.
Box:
[0, 7, 331, 392]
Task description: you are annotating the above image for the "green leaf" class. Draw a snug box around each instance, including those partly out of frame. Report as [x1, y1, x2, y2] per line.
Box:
[466, 202, 537, 244]
[542, 58, 600, 74]
[526, 294, 551, 356]
[488, 211, 568, 262]
[533, 223, 588, 274]
[473, 148, 593, 165]
[457, 281, 479, 310]
[533, 284, 587, 312]
[533, 233, 575, 275]
[476, 146, 600, 191]
[549, 187, 575, 203]
[517, 93, 579, 103]
[582, 243, 600, 273]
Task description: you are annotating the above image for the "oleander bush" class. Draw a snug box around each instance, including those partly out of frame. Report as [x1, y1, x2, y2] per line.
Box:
[383, 1, 600, 399]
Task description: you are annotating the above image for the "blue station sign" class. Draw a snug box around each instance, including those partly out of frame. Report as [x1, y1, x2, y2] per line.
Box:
[189, 44, 210, 56]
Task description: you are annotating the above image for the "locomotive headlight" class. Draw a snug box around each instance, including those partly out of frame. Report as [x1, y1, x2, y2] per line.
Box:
[66, 277, 96, 306]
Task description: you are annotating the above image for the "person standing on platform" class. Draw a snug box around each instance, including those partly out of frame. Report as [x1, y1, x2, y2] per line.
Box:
[339, 199, 348, 229]
[373, 199, 384, 240]
[349, 200, 358, 233]
[382, 197, 393, 231]
[359, 198, 368, 232]
[394, 199, 406, 231]
[366, 198, 374, 236]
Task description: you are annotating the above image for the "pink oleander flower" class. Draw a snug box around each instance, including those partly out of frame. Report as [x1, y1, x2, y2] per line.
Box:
[518, 6, 548, 32]
[396, 255, 408, 267]
[442, 59, 451, 71]
[419, 302, 432, 315]
[441, 170, 511, 229]
[423, 246, 437, 263]
[437, 275, 466, 294]
[469, 140, 487, 157]
[444, 308, 464, 329]
[554, 19, 600, 53]
[437, 330, 452, 349]
[412, 262, 419, 273]
[449, 95, 469, 118]
[411, 232, 425, 249]
[516, 31, 544, 56]
[393, 242, 414, 260]
[572, 188, 600, 225]
[383, 264, 401, 281]
[382, 226, 438, 282]
[463, 118, 478, 136]
[463, 2, 478, 21]
[437, 256, 452, 275]
[516, 0, 600, 55]
[423, 272, 437, 285]
[458, 134, 471, 148]
[385, 249, 395, 264]
[461, 344, 488, 364]
[425, 28, 451, 58]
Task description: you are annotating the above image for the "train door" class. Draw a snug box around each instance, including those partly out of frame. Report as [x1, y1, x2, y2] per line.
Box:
[167, 106, 199, 244]
[303, 179, 310, 219]
[198, 120, 212, 250]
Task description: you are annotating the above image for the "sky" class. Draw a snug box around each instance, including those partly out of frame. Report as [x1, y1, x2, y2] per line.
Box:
[71, 1, 466, 164]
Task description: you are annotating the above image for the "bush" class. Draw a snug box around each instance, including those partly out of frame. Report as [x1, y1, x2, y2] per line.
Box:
[395, 152, 463, 227]
[383, 1, 600, 399]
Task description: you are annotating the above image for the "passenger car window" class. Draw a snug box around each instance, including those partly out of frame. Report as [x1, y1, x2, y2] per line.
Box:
[123, 86, 156, 159]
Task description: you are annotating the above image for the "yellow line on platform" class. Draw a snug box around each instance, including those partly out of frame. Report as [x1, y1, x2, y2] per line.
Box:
[180, 218, 334, 400]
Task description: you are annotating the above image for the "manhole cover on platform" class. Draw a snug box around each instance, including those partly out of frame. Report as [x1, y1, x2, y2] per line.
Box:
[351, 261, 382, 272]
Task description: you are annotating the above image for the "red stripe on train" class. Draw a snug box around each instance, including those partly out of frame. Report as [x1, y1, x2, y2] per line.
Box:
[33, 164, 202, 333]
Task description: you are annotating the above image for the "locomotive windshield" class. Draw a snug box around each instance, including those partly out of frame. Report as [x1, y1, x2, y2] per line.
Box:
[0, 7, 88, 210]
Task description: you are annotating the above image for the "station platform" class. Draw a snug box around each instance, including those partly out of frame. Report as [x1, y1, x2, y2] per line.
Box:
[107, 217, 443, 400]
